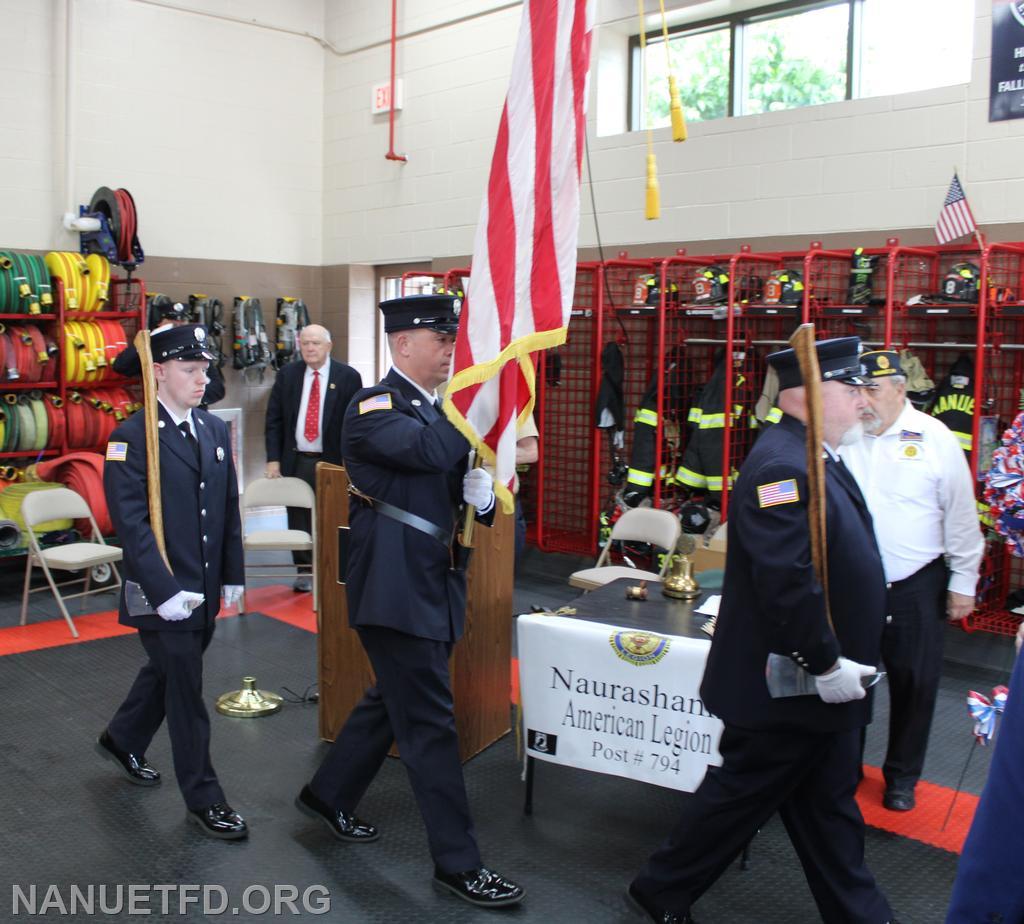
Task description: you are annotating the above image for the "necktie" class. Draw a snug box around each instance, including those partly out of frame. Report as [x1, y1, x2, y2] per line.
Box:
[304, 370, 320, 442]
[178, 421, 199, 464]
[434, 397, 444, 415]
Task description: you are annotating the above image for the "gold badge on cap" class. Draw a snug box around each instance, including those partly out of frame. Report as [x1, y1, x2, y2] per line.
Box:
[877, 355, 890, 369]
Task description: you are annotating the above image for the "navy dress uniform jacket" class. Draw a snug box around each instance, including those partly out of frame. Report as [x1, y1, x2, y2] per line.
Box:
[701, 414, 886, 733]
[265, 358, 362, 471]
[341, 370, 491, 643]
[103, 404, 244, 630]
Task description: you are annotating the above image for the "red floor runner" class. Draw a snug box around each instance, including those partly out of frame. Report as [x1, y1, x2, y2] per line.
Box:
[0, 585, 318, 657]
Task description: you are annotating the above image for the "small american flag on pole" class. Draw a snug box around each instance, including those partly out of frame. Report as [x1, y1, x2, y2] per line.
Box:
[934, 173, 979, 245]
[445, 0, 595, 513]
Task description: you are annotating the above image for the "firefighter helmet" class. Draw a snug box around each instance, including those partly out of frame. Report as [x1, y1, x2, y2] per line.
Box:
[692, 266, 730, 304]
[635, 274, 680, 307]
[678, 501, 711, 535]
[764, 269, 805, 305]
[989, 284, 1017, 304]
[941, 262, 981, 303]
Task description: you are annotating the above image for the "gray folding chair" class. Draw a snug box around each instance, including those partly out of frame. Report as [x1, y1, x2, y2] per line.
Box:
[20, 487, 123, 638]
[569, 507, 681, 592]
[241, 476, 317, 612]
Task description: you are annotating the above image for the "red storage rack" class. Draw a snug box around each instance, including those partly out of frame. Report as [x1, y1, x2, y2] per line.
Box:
[533, 262, 603, 555]
[971, 241, 1024, 636]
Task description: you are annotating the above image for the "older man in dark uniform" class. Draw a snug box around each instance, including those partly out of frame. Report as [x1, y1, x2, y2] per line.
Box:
[294, 294, 524, 909]
[96, 324, 247, 840]
[628, 337, 895, 923]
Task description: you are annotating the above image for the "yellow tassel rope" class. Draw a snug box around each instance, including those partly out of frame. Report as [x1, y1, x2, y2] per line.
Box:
[660, 0, 687, 141]
[638, 0, 660, 219]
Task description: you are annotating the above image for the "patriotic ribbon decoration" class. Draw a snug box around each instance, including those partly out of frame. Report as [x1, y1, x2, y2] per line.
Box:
[967, 685, 1010, 744]
[985, 411, 1024, 557]
[444, 0, 595, 514]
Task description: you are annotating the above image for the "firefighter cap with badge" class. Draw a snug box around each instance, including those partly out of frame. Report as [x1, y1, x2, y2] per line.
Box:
[766, 336, 871, 391]
[859, 349, 904, 380]
[151, 323, 216, 363]
[379, 293, 461, 334]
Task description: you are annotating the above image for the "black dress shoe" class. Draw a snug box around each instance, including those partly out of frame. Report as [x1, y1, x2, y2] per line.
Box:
[295, 785, 379, 842]
[626, 884, 696, 923]
[432, 867, 524, 908]
[883, 789, 915, 812]
[95, 730, 161, 786]
[292, 577, 312, 593]
[187, 802, 248, 840]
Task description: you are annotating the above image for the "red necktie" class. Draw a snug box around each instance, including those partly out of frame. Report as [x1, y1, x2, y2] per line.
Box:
[304, 370, 320, 442]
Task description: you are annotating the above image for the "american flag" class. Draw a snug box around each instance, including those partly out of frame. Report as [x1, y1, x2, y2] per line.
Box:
[757, 479, 800, 508]
[935, 173, 978, 245]
[444, 0, 595, 513]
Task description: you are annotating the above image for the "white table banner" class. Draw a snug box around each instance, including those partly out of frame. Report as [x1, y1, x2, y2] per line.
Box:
[518, 613, 724, 792]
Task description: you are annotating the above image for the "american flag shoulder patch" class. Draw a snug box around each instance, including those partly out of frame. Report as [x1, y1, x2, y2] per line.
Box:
[757, 478, 799, 508]
[105, 441, 128, 462]
[359, 393, 392, 415]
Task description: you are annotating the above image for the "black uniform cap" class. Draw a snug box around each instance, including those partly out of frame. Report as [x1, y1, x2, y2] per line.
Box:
[380, 294, 461, 335]
[767, 336, 870, 391]
[151, 324, 216, 362]
[859, 350, 904, 378]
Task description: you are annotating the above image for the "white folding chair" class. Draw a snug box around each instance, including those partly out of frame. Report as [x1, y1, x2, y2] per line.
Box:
[20, 487, 123, 638]
[241, 477, 317, 612]
[569, 507, 681, 592]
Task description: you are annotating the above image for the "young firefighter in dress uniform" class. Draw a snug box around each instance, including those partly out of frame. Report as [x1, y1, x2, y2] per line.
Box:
[294, 294, 524, 909]
[96, 324, 247, 840]
[628, 337, 897, 924]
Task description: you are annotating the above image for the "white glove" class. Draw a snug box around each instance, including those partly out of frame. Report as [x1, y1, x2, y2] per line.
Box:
[222, 585, 244, 607]
[814, 657, 876, 704]
[462, 467, 495, 513]
[156, 590, 205, 622]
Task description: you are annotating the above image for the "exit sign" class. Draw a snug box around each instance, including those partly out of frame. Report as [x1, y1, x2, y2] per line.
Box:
[371, 80, 404, 115]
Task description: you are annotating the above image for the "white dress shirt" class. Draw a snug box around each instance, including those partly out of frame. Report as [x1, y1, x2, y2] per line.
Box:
[295, 362, 328, 453]
[839, 401, 983, 595]
[392, 366, 441, 407]
[158, 398, 196, 440]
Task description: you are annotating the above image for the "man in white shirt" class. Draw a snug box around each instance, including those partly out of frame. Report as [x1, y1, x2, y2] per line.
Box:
[840, 350, 983, 812]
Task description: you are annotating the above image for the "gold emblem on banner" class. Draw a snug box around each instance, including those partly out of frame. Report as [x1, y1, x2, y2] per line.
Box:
[609, 630, 671, 666]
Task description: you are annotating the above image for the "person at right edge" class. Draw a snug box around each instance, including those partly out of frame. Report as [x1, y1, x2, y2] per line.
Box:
[294, 293, 524, 909]
[628, 337, 896, 924]
[840, 350, 983, 813]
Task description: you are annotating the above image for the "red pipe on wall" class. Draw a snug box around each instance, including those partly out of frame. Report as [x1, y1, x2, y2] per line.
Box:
[386, 0, 407, 163]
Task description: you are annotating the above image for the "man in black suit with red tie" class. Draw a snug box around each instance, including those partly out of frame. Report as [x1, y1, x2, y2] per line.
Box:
[264, 324, 362, 591]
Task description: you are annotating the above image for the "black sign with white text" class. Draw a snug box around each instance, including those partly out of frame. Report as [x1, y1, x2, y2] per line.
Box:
[991, 1, 1024, 121]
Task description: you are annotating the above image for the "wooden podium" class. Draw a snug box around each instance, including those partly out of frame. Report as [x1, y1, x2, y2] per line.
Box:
[315, 463, 513, 761]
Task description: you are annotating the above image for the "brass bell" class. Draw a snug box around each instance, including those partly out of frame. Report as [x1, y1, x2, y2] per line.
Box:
[216, 676, 283, 717]
[663, 552, 700, 600]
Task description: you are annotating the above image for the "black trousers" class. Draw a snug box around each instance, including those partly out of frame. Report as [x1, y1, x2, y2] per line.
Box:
[308, 626, 481, 873]
[288, 452, 320, 568]
[107, 622, 225, 811]
[879, 556, 948, 792]
[631, 725, 892, 923]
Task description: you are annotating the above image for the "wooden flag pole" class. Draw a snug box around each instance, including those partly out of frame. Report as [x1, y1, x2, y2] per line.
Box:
[789, 323, 833, 629]
[134, 329, 171, 571]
